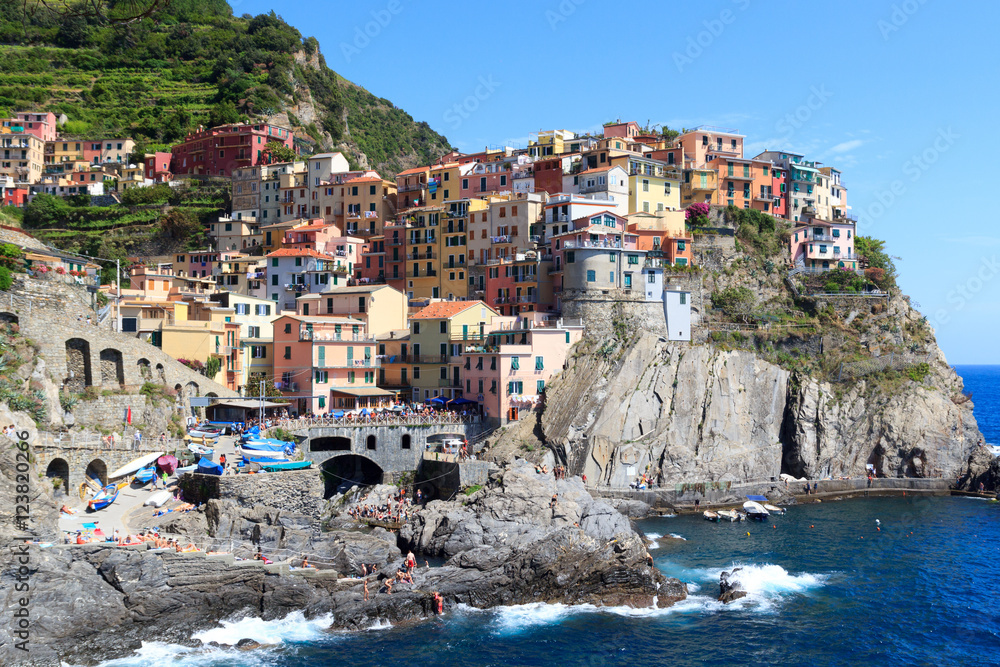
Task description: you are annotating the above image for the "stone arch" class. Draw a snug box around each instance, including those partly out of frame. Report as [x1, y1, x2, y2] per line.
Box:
[185, 381, 200, 397]
[137, 358, 152, 380]
[156, 363, 165, 382]
[366, 434, 376, 451]
[206, 392, 218, 398]
[174, 383, 184, 400]
[311, 436, 352, 452]
[100, 348, 125, 386]
[320, 454, 384, 498]
[85, 459, 107, 486]
[0, 312, 18, 325]
[45, 458, 69, 492]
[64, 338, 92, 392]
[401, 434, 411, 450]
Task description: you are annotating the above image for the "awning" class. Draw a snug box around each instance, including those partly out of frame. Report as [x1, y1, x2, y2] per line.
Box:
[211, 399, 289, 409]
[448, 397, 477, 406]
[330, 387, 396, 397]
[746, 495, 768, 502]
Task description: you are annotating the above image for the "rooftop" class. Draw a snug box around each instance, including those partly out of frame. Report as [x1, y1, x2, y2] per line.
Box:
[410, 300, 489, 320]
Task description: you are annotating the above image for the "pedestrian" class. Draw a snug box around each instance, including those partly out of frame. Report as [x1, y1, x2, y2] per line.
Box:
[160, 471, 168, 489]
[363, 578, 369, 601]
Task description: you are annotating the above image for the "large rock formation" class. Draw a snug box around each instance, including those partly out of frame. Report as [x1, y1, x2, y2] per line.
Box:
[542, 326, 980, 488]
[0, 460, 684, 666]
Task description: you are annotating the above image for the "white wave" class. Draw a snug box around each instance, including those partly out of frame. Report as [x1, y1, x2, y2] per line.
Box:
[88, 611, 339, 667]
[366, 619, 394, 631]
[193, 611, 335, 646]
[726, 563, 827, 597]
[668, 533, 687, 541]
[493, 602, 579, 633]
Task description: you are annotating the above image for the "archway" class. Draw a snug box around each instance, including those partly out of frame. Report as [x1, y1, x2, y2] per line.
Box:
[137, 358, 151, 380]
[320, 454, 384, 498]
[85, 459, 107, 486]
[185, 381, 200, 398]
[65, 338, 92, 391]
[366, 435, 376, 451]
[0, 312, 17, 326]
[401, 434, 411, 450]
[156, 363, 165, 382]
[311, 436, 352, 452]
[206, 392, 218, 398]
[45, 458, 69, 494]
[100, 348, 125, 386]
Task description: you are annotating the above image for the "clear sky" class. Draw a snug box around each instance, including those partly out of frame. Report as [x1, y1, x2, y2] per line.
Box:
[230, 0, 999, 364]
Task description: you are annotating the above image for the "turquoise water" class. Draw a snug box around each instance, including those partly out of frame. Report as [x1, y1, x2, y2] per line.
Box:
[95, 367, 1000, 667]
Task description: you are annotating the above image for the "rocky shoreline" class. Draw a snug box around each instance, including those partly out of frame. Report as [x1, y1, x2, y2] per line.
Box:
[0, 460, 685, 666]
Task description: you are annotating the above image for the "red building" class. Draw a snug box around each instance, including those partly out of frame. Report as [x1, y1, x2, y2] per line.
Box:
[2, 185, 28, 207]
[533, 156, 573, 195]
[170, 123, 294, 177]
[144, 152, 173, 182]
[771, 166, 788, 219]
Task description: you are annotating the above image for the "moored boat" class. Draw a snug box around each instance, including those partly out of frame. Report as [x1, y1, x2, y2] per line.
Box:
[743, 500, 770, 521]
[703, 510, 720, 522]
[87, 484, 119, 511]
[187, 443, 214, 456]
[717, 509, 739, 522]
[260, 460, 312, 472]
[763, 503, 786, 515]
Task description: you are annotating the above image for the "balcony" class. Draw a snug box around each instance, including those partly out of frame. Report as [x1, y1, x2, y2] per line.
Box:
[438, 377, 462, 388]
[723, 172, 754, 182]
[397, 182, 425, 193]
[490, 235, 511, 244]
[408, 252, 437, 260]
[562, 239, 623, 250]
[707, 143, 741, 156]
[284, 283, 305, 291]
[301, 329, 370, 342]
[450, 331, 487, 342]
[517, 295, 537, 303]
[808, 233, 835, 242]
[410, 354, 449, 364]
[406, 269, 437, 278]
[512, 170, 533, 179]
[754, 192, 776, 201]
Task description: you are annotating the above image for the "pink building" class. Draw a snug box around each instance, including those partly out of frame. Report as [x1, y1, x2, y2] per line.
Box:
[459, 161, 512, 199]
[145, 152, 173, 182]
[11, 112, 57, 142]
[173, 249, 241, 279]
[281, 220, 343, 254]
[789, 219, 857, 272]
[272, 314, 388, 415]
[170, 123, 294, 177]
[461, 312, 584, 425]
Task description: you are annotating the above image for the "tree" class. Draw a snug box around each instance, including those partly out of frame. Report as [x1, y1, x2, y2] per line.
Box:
[0, 266, 11, 291]
[157, 208, 202, 240]
[208, 100, 242, 128]
[23, 193, 70, 229]
[244, 373, 282, 398]
[260, 141, 296, 164]
[712, 286, 757, 324]
[855, 236, 897, 288]
[204, 356, 221, 380]
[55, 14, 89, 48]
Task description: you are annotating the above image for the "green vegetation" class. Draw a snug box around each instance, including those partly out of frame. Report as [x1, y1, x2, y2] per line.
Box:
[726, 206, 790, 258]
[0, 0, 450, 176]
[0, 323, 47, 423]
[463, 484, 483, 496]
[855, 236, 897, 289]
[906, 362, 930, 383]
[711, 286, 757, 323]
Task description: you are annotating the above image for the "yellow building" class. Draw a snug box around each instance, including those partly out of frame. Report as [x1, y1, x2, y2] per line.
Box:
[208, 292, 277, 393]
[408, 300, 498, 402]
[681, 167, 718, 206]
[342, 175, 397, 237]
[608, 155, 681, 214]
[427, 163, 461, 205]
[295, 284, 407, 338]
[375, 328, 411, 397]
[160, 300, 242, 391]
[1, 133, 44, 184]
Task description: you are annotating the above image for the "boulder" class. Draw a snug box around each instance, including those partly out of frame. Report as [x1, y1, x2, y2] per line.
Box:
[718, 568, 748, 604]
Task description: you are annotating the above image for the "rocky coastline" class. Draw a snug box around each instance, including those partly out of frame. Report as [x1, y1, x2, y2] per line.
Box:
[0, 459, 685, 666]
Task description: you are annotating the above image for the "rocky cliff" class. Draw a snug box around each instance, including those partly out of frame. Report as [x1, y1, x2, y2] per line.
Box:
[540, 295, 981, 489]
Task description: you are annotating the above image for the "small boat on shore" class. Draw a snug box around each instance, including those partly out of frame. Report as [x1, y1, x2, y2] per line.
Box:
[108, 452, 165, 480]
[88, 484, 119, 511]
[703, 510, 720, 522]
[717, 509, 740, 522]
[188, 426, 222, 439]
[260, 460, 312, 472]
[188, 443, 214, 456]
[743, 500, 770, 521]
[134, 466, 156, 485]
[144, 490, 172, 507]
[763, 503, 786, 515]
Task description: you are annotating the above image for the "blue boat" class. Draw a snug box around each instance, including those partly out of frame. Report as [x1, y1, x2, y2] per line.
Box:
[260, 461, 312, 472]
[196, 457, 223, 476]
[241, 436, 294, 448]
[88, 484, 120, 511]
[134, 466, 156, 484]
[242, 454, 289, 464]
[240, 441, 291, 453]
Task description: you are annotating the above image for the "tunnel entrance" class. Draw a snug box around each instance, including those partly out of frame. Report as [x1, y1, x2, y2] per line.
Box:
[320, 455, 384, 499]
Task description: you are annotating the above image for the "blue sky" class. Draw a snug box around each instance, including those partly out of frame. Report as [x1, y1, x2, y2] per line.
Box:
[230, 0, 998, 364]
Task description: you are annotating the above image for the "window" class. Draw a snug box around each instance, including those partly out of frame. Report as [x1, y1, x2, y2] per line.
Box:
[283, 346, 291, 359]
[535, 356, 544, 370]
[271, 258, 278, 267]
[566, 251, 575, 263]
[284, 323, 292, 334]
[271, 275, 278, 286]
[315, 370, 328, 383]
[610, 253, 617, 263]
[677, 241, 686, 251]
[413, 322, 420, 334]
[648, 271, 656, 283]
[586, 270, 596, 282]
[642, 179, 649, 192]
[537, 380, 545, 393]
[348, 371, 355, 383]
[627, 254, 639, 265]
[511, 356, 519, 370]
[439, 321, 447, 334]
[318, 396, 325, 409]
[680, 293, 687, 305]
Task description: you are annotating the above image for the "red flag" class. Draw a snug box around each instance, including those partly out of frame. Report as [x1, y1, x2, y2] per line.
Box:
[126, 406, 132, 425]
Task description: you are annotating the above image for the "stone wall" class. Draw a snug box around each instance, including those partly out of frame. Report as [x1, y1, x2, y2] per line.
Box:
[417, 459, 489, 499]
[68, 394, 179, 436]
[0, 279, 236, 412]
[179, 469, 325, 517]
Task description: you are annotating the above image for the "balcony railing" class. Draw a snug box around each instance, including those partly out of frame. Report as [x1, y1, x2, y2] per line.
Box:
[491, 235, 511, 244]
[300, 329, 370, 342]
[284, 283, 305, 291]
[723, 172, 754, 181]
[562, 239, 623, 249]
[406, 270, 437, 278]
[438, 377, 462, 388]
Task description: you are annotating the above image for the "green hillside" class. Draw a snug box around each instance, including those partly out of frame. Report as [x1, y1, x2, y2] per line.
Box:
[0, 0, 451, 176]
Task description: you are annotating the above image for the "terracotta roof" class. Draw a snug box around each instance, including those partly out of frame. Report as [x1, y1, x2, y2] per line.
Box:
[577, 166, 614, 175]
[410, 300, 490, 320]
[397, 166, 430, 176]
[343, 176, 386, 184]
[265, 248, 339, 260]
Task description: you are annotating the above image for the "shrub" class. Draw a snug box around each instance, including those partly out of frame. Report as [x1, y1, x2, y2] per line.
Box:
[906, 362, 930, 383]
[0, 266, 11, 291]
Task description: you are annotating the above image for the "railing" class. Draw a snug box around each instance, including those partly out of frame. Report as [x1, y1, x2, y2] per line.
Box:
[438, 378, 461, 388]
[397, 182, 426, 193]
[406, 270, 437, 278]
[35, 431, 189, 453]
[563, 240, 623, 249]
[300, 329, 370, 342]
[809, 233, 835, 242]
[491, 235, 511, 244]
[408, 252, 437, 260]
[270, 412, 481, 430]
[284, 283, 305, 291]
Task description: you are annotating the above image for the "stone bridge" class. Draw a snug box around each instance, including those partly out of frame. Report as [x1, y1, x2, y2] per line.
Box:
[289, 420, 487, 494]
[1, 278, 235, 404]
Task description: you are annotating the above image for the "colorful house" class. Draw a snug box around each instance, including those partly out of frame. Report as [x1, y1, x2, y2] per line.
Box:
[789, 219, 858, 273]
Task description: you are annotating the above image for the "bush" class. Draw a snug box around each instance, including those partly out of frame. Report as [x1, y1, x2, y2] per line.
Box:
[0, 266, 11, 291]
[711, 286, 757, 323]
[906, 363, 930, 383]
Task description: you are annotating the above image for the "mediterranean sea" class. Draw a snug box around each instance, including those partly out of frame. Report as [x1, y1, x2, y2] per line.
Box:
[94, 368, 1000, 667]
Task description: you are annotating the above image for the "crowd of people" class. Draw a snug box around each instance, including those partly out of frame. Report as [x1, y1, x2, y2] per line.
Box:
[346, 487, 420, 524]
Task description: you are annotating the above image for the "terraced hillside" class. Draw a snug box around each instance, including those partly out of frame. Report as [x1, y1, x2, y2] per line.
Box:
[0, 0, 451, 176]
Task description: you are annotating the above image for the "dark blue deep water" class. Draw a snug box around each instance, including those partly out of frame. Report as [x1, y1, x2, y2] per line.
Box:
[98, 369, 1000, 667]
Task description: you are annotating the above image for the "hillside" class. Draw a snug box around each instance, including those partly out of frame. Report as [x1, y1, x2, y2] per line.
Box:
[0, 0, 451, 176]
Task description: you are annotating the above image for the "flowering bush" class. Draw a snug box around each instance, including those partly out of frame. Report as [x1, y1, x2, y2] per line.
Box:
[685, 202, 710, 220]
[55, 266, 66, 275]
[177, 358, 205, 372]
